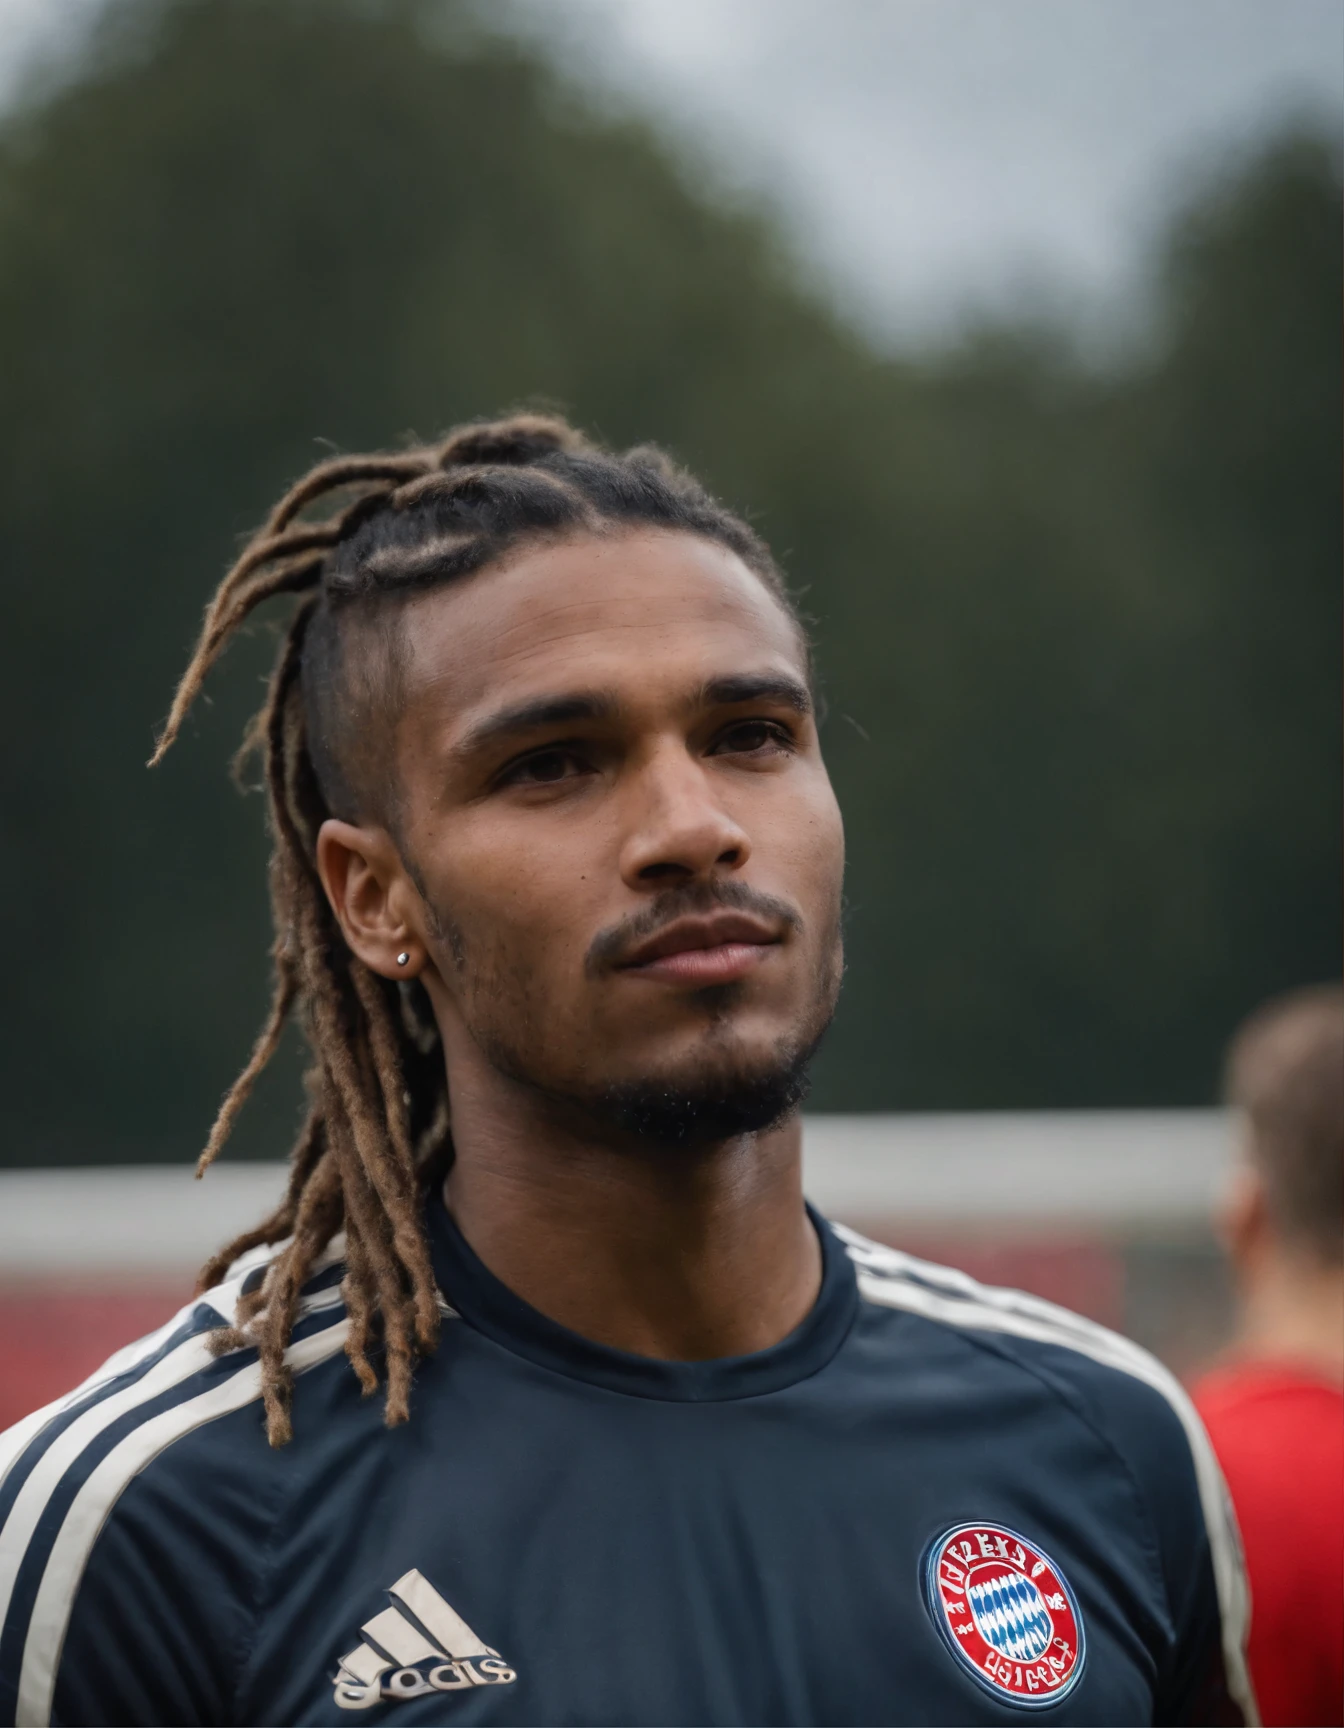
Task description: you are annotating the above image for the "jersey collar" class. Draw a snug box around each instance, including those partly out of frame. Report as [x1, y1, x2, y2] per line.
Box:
[425, 1191, 858, 1402]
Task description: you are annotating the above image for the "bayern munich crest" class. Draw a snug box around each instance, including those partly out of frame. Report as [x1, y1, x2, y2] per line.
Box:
[923, 1522, 1085, 1709]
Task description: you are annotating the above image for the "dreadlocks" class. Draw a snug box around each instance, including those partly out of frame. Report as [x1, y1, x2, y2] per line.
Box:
[153, 411, 795, 1446]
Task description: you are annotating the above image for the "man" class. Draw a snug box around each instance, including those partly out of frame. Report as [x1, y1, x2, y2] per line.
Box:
[0, 416, 1252, 1725]
[1193, 987, 1344, 1728]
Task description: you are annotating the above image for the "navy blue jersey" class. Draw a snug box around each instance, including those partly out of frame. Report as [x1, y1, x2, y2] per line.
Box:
[0, 1201, 1254, 1726]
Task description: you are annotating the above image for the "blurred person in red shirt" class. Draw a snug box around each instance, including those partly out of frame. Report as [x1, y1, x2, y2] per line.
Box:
[1193, 985, 1344, 1728]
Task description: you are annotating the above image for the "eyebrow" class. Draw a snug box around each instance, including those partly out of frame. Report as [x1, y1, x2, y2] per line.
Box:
[699, 673, 813, 716]
[454, 691, 622, 757]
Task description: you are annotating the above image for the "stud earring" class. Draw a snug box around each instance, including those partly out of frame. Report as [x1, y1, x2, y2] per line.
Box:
[396, 951, 410, 967]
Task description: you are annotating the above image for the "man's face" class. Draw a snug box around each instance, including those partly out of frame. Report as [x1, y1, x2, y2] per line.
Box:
[390, 528, 845, 1139]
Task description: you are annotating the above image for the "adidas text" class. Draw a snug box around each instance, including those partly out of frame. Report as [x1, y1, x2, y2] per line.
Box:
[333, 1567, 517, 1710]
[335, 1656, 516, 1710]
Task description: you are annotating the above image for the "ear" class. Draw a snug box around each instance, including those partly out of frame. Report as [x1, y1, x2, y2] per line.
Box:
[315, 818, 427, 981]
[1217, 1160, 1270, 1277]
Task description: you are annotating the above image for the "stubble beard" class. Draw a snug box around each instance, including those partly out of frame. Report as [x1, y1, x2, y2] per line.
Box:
[467, 939, 844, 1152]
[589, 1019, 826, 1146]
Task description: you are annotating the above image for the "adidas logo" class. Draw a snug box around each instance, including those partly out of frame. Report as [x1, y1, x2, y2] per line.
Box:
[333, 1569, 517, 1710]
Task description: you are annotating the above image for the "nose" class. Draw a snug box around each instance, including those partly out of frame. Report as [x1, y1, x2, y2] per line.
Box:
[618, 744, 752, 889]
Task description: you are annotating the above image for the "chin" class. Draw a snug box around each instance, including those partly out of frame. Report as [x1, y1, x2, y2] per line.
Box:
[586, 1029, 821, 1148]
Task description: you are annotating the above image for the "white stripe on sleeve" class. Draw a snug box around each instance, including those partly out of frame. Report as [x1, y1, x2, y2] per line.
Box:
[15, 1317, 349, 1727]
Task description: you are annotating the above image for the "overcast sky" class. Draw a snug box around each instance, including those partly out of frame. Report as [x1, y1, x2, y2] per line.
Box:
[2, 0, 1341, 345]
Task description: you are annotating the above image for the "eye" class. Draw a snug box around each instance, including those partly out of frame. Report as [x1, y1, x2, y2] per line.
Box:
[496, 746, 592, 789]
[710, 719, 795, 758]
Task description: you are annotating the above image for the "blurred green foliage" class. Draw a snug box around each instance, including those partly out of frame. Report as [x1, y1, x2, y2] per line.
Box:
[0, 0, 1338, 1164]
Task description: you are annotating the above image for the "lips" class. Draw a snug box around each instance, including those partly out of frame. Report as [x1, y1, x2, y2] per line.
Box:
[616, 913, 782, 985]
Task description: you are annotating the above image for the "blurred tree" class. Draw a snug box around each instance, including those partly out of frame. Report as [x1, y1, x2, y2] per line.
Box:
[825, 134, 1342, 1107]
[0, 0, 1337, 1163]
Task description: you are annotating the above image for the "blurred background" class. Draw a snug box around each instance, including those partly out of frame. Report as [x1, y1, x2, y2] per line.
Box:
[0, 0, 1339, 1421]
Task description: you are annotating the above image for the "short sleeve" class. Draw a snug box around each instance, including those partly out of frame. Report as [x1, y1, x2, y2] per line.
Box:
[1052, 1347, 1256, 1726]
[0, 1300, 288, 1728]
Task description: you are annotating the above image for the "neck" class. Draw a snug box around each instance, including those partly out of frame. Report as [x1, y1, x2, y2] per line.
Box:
[1233, 1252, 1344, 1384]
[439, 1058, 819, 1362]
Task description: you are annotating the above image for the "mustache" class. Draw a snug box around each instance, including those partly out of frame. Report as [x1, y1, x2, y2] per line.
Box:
[585, 881, 802, 977]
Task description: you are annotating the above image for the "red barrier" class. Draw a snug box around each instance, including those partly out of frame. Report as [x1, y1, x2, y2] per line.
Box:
[0, 1282, 187, 1431]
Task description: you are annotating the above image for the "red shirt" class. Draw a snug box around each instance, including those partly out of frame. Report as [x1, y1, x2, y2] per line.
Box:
[1193, 1363, 1344, 1728]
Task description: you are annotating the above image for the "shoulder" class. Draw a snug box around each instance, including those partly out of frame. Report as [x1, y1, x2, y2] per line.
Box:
[836, 1220, 1204, 1450]
[1193, 1361, 1344, 1430]
[1193, 1363, 1344, 1525]
[0, 1242, 350, 1728]
[832, 1222, 1254, 1709]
